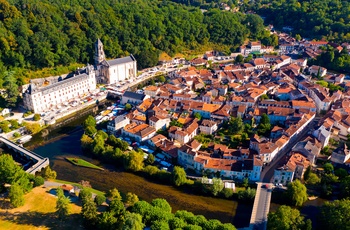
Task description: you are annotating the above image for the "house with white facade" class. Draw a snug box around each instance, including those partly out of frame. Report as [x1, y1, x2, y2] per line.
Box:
[122, 123, 156, 142]
[199, 119, 218, 135]
[148, 115, 171, 131]
[107, 115, 130, 134]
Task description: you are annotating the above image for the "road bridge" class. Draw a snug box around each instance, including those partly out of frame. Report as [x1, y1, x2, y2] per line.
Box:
[248, 182, 273, 230]
[0, 136, 49, 174]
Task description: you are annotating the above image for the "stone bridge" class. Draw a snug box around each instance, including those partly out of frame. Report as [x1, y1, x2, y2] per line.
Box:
[0, 136, 49, 174]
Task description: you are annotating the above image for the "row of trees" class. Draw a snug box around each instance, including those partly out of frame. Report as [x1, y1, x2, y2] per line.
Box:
[79, 186, 236, 230]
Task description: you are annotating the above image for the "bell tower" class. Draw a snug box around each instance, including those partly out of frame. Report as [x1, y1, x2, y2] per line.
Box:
[94, 38, 105, 66]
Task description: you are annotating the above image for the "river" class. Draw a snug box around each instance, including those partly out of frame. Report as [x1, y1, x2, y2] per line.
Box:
[27, 119, 252, 227]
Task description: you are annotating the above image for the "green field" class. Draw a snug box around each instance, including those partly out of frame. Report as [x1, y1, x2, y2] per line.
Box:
[66, 157, 104, 170]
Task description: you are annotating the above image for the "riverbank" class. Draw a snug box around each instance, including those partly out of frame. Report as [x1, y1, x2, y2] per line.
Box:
[32, 129, 252, 226]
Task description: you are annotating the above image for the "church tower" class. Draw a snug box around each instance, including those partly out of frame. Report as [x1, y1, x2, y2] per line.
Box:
[94, 39, 105, 66]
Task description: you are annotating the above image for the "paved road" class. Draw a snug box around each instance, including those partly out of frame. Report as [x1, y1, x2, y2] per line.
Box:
[260, 118, 318, 183]
[249, 182, 273, 230]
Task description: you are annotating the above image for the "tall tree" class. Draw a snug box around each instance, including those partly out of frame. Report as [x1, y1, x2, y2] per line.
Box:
[319, 199, 350, 229]
[286, 180, 308, 207]
[56, 188, 71, 219]
[125, 151, 144, 172]
[3, 71, 18, 108]
[9, 183, 25, 208]
[172, 166, 187, 186]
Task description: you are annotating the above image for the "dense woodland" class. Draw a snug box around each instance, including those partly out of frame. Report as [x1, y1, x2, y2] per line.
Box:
[0, 0, 271, 78]
[250, 0, 350, 42]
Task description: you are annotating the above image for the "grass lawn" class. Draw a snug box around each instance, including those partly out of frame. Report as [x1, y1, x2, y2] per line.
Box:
[0, 187, 83, 230]
[66, 157, 104, 170]
[52, 179, 105, 197]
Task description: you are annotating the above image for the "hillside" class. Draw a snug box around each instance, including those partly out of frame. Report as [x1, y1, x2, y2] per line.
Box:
[0, 0, 274, 81]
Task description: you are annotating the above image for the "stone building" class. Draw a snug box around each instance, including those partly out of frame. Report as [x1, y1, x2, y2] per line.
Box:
[94, 39, 137, 84]
[23, 65, 96, 113]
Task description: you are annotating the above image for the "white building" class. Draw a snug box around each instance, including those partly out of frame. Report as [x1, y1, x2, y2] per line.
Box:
[148, 116, 171, 131]
[199, 119, 218, 135]
[23, 66, 96, 113]
[94, 39, 137, 84]
[107, 115, 131, 134]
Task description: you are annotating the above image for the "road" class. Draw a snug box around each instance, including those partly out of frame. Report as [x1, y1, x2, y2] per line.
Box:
[249, 182, 273, 230]
[260, 118, 318, 183]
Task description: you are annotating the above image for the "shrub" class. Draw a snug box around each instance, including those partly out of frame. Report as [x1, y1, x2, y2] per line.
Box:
[13, 132, 20, 138]
[33, 176, 45, 187]
[33, 114, 41, 121]
[94, 194, 106, 206]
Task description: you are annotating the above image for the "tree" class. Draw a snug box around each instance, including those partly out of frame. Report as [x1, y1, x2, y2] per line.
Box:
[242, 178, 249, 188]
[79, 188, 93, 204]
[97, 211, 118, 230]
[3, 72, 19, 108]
[323, 163, 334, 174]
[172, 166, 187, 186]
[286, 180, 308, 206]
[235, 54, 244, 63]
[56, 188, 71, 219]
[145, 154, 155, 165]
[335, 168, 348, 179]
[151, 220, 170, 230]
[123, 212, 144, 230]
[125, 192, 139, 207]
[94, 194, 106, 206]
[260, 94, 269, 100]
[211, 178, 224, 196]
[304, 166, 311, 181]
[229, 117, 244, 135]
[109, 199, 125, 217]
[267, 205, 311, 230]
[194, 112, 202, 121]
[125, 103, 132, 111]
[83, 115, 96, 129]
[237, 187, 256, 202]
[81, 197, 98, 225]
[81, 134, 93, 149]
[9, 183, 25, 208]
[319, 199, 350, 229]
[151, 198, 172, 213]
[125, 151, 144, 171]
[40, 166, 57, 179]
[33, 114, 41, 121]
[306, 173, 320, 185]
[23, 122, 41, 134]
[107, 188, 122, 201]
[32, 176, 45, 187]
[157, 75, 166, 83]
[295, 34, 302, 41]
[85, 126, 97, 137]
[13, 132, 20, 138]
[257, 113, 271, 136]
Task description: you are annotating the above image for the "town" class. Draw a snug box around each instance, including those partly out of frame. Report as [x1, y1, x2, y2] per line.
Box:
[0, 17, 349, 230]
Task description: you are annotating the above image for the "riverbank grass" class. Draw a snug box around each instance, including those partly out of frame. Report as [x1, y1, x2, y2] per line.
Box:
[66, 157, 104, 170]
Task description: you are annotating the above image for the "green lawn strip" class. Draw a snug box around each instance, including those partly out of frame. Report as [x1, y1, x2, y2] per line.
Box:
[65, 157, 104, 170]
[52, 179, 105, 196]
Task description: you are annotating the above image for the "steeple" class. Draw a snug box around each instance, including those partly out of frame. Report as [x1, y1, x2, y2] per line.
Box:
[94, 38, 105, 66]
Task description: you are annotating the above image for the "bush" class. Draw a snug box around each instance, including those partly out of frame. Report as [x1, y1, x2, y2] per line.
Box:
[94, 194, 106, 206]
[23, 111, 33, 118]
[33, 176, 45, 187]
[237, 188, 256, 203]
[13, 132, 20, 138]
[220, 188, 234, 199]
[33, 114, 41, 121]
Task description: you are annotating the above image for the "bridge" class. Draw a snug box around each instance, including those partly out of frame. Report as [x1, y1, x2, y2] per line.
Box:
[247, 183, 273, 230]
[0, 136, 49, 174]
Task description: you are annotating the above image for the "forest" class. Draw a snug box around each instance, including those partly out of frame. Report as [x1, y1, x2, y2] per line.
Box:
[0, 0, 272, 81]
[249, 0, 350, 42]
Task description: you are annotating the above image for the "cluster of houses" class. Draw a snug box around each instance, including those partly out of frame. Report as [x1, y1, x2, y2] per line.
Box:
[104, 42, 350, 185]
